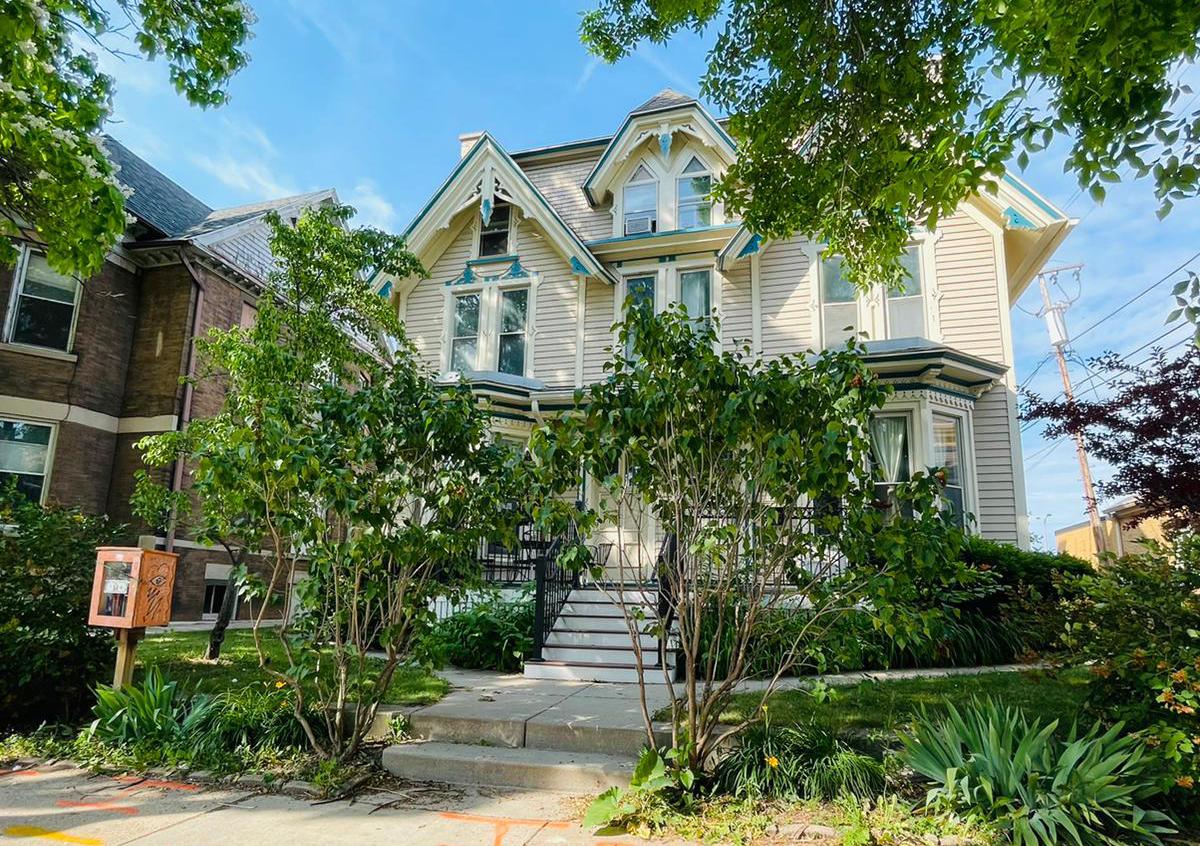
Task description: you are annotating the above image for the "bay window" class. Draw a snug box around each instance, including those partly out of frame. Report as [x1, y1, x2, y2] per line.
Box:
[0, 418, 53, 503]
[869, 415, 910, 512]
[7, 249, 80, 352]
[933, 413, 966, 525]
[623, 165, 658, 235]
[677, 157, 712, 229]
[451, 293, 480, 371]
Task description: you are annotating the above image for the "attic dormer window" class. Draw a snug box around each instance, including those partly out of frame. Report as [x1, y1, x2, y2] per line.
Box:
[623, 165, 657, 236]
[479, 202, 510, 257]
[677, 156, 712, 229]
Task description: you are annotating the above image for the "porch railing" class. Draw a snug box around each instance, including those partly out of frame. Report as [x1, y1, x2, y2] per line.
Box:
[531, 519, 583, 661]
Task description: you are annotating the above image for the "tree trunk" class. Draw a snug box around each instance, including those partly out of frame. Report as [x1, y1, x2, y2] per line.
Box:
[206, 546, 245, 660]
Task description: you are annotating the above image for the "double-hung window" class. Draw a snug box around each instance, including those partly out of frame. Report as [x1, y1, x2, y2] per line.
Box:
[680, 269, 711, 331]
[450, 293, 481, 371]
[933, 413, 966, 525]
[0, 418, 53, 503]
[624, 275, 656, 356]
[623, 165, 658, 235]
[479, 203, 510, 257]
[869, 415, 910, 513]
[820, 254, 859, 348]
[884, 247, 925, 338]
[677, 157, 712, 229]
[7, 250, 80, 352]
[497, 288, 528, 376]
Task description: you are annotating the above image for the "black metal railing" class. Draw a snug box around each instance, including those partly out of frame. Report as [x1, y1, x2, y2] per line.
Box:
[654, 532, 679, 676]
[531, 520, 583, 661]
[478, 521, 557, 584]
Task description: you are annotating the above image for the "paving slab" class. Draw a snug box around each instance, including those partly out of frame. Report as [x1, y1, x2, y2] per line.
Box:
[525, 694, 672, 756]
[383, 741, 634, 793]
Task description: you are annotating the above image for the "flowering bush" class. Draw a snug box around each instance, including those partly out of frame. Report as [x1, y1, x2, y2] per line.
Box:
[1060, 535, 1200, 824]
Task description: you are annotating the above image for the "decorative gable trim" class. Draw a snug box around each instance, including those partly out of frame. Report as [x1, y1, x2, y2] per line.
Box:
[583, 101, 736, 208]
[402, 133, 611, 283]
[716, 225, 762, 270]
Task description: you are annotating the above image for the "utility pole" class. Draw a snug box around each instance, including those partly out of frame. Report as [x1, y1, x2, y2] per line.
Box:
[1035, 266, 1107, 556]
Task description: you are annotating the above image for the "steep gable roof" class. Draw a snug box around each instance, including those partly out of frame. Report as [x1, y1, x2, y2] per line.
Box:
[185, 190, 335, 237]
[632, 88, 696, 114]
[102, 136, 212, 236]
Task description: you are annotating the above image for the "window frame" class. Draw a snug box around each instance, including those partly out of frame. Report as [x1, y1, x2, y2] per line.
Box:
[0, 415, 57, 505]
[675, 156, 713, 230]
[868, 411, 914, 511]
[817, 251, 867, 349]
[621, 161, 659, 236]
[882, 245, 928, 340]
[477, 202, 512, 258]
[442, 277, 536, 378]
[449, 291, 482, 372]
[497, 287, 529, 377]
[4, 245, 83, 355]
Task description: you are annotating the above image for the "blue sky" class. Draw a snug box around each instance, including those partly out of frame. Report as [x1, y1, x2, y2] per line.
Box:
[97, 1, 1200, 547]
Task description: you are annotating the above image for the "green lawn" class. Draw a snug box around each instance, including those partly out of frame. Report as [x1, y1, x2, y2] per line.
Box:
[135, 629, 447, 706]
[721, 668, 1094, 733]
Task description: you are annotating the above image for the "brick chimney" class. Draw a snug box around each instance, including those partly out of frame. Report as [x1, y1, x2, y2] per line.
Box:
[459, 131, 484, 158]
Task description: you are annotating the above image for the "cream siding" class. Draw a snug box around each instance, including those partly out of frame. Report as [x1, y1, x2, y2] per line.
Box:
[582, 279, 615, 384]
[518, 222, 578, 390]
[721, 264, 753, 353]
[759, 236, 815, 356]
[404, 220, 474, 371]
[933, 210, 1019, 543]
[518, 153, 611, 242]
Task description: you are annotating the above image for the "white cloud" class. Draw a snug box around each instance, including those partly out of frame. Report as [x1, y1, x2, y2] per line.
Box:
[190, 153, 298, 200]
[574, 57, 601, 93]
[348, 179, 396, 230]
[220, 117, 276, 156]
[634, 45, 698, 96]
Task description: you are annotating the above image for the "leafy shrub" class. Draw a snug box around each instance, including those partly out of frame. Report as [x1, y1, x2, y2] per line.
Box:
[0, 487, 121, 730]
[712, 718, 884, 801]
[91, 668, 219, 747]
[584, 746, 697, 832]
[901, 699, 1174, 845]
[419, 587, 533, 672]
[1060, 536, 1200, 826]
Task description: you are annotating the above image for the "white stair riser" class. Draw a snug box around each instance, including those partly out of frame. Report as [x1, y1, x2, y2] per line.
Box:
[554, 614, 649, 633]
[542, 646, 676, 665]
[558, 602, 655, 618]
[546, 631, 660, 648]
[570, 588, 659, 605]
[524, 663, 676, 684]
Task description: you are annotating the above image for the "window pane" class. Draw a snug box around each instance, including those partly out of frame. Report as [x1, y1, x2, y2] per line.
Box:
[203, 583, 227, 615]
[451, 338, 477, 371]
[626, 276, 655, 312]
[0, 472, 45, 501]
[12, 296, 74, 350]
[498, 334, 525, 375]
[629, 164, 655, 183]
[680, 270, 710, 319]
[681, 156, 707, 174]
[821, 255, 856, 303]
[678, 174, 711, 203]
[869, 416, 910, 484]
[887, 295, 926, 338]
[501, 289, 527, 333]
[454, 294, 480, 335]
[479, 204, 509, 256]
[823, 303, 858, 347]
[678, 201, 712, 229]
[932, 415, 962, 486]
[624, 182, 656, 214]
[898, 246, 922, 296]
[22, 254, 78, 303]
[0, 420, 51, 475]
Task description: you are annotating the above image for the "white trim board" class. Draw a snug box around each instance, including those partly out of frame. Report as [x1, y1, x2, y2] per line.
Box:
[0, 396, 176, 435]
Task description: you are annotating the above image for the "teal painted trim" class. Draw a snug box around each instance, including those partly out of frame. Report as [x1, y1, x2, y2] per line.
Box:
[570, 256, 589, 275]
[864, 348, 1007, 377]
[738, 234, 762, 257]
[658, 255, 675, 263]
[585, 223, 740, 247]
[1003, 207, 1037, 230]
[510, 136, 612, 160]
[468, 254, 517, 266]
[583, 103, 736, 205]
[378, 280, 392, 298]
[1001, 174, 1065, 221]
[488, 409, 535, 422]
[402, 132, 610, 282]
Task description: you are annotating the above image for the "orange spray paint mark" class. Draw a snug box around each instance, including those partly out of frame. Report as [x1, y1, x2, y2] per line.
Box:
[111, 776, 197, 793]
[2, 826, 103, 844]
[438, 811, 571, 846]
[0, 769, 38, 778]
[55, 799, 139, 816]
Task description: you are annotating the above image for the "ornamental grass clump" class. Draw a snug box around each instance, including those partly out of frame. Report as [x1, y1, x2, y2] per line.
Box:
[901, 699, 1175, 845]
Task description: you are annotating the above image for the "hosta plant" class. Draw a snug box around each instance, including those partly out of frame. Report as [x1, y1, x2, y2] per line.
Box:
[901, 699, 1174, 845]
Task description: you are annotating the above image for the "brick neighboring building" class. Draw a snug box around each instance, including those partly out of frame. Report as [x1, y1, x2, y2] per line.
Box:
[0, 137, 332, 622]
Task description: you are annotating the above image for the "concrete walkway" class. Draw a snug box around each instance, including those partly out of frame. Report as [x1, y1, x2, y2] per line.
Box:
[386, 662, 1043, 756]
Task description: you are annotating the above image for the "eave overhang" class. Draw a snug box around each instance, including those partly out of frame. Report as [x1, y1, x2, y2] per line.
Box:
[586, 223, 742, 262]
[861, 338, 1008, 401]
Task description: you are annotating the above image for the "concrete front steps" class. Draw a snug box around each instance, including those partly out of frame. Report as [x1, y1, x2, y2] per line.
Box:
[382, 742, 633, 792]
[524, 586, 678, 684]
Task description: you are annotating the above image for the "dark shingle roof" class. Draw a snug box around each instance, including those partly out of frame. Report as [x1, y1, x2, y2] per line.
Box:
[101, 136, 212, 237]
[183, 191, 335, 236]
[631, 88, 696, 114]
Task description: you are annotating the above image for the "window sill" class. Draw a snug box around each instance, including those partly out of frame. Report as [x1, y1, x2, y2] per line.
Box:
[0, 342, 77, 363]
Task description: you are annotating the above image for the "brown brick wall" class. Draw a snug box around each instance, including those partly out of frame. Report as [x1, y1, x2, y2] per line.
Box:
[44, 421, 117, 513]
[171, 546, 293, 623]
[120, 264, 192, 419]
[0, 257, 139, 417]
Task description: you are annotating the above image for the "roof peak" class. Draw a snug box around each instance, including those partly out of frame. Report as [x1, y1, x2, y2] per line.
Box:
[631, 88, 697, 114]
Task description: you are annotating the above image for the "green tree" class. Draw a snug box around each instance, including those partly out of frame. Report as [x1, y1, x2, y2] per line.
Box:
[137, 204, 518, 762]
[581, 1, 1200, 290]
[529, 305, 964, 773]
[1, 0, 254, 276]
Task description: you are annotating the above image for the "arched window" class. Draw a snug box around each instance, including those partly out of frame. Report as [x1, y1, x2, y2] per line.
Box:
[623, 164, 657, 235]
[677, 156, 712, 229]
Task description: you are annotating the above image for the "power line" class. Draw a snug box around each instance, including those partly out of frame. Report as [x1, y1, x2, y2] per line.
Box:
[1017, 352, 1054, 391]
[1069, 249, 1200, 344]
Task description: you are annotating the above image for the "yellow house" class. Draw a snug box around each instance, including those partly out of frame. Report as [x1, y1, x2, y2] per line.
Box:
[1056, 498, 1168, 563]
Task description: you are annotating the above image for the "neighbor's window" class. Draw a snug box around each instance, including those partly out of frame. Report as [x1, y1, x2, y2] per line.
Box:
[869, 415, 910, 513]
[885, 246, 925, 339]
[451, 293, 480, 371]
[479, 202, 510, 257]
[677, 156, 712, 229]
[202, 581, 229, 618]
[623, 164, 657, 235]
[679, 269, 711, 331]
[0, 418, 53, 502]
[933, 413, 966, 525]
[624, 275, 656, 356]
[820, 254, 859, 348]
[8, 250, 80, 352]
[498, 288, 528, 376]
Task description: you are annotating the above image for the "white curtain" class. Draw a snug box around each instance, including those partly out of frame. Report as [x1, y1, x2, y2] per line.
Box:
[869, 417, 908, 484]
